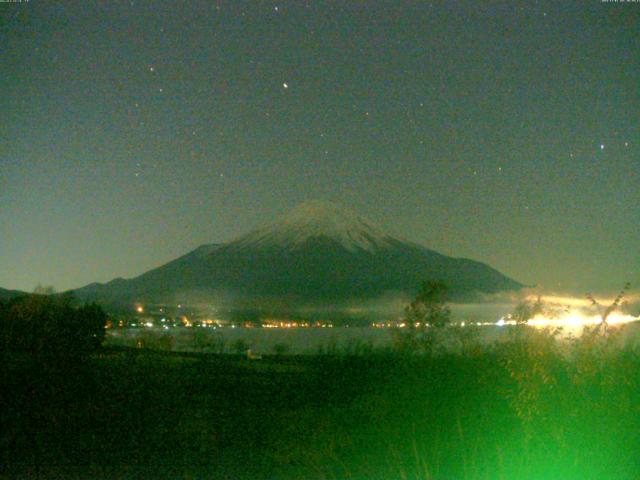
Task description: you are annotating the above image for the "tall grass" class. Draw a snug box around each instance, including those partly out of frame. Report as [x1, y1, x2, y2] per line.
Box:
[278, 323, 640, 480]
[4, 312, 638, 479]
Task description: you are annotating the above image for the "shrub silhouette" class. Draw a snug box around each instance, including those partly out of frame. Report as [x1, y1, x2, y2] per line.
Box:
[0, 294, 107, 359]
[392, 280, 452, 355]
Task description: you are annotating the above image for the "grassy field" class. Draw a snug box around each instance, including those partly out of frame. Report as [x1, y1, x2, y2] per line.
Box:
[2, 328, 640, 479]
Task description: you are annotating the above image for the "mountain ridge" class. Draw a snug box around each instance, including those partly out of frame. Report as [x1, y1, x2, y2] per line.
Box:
[0, 287, 28, 300]
[71, 201, 523, 306]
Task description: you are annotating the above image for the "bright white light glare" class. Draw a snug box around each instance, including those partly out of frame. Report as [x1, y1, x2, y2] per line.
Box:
[489, 292, 640, 335]
[526, 311, 638, 330]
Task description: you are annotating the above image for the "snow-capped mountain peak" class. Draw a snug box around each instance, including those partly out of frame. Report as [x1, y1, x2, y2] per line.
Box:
[71, 200, 524, 304]
[231, 200, 394, 252]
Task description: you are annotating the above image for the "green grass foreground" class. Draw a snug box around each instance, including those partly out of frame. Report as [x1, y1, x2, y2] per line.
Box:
[2, 328, 640, 479]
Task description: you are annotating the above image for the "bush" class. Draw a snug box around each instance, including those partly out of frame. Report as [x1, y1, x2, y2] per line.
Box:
[392, 280, 452, 355]
[0, 294, 107, 359]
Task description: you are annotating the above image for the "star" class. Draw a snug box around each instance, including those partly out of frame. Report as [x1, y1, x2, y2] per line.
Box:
[149, 66, 155, 72]
[624, 142, 629, 147]
[600, 144, 605, 150]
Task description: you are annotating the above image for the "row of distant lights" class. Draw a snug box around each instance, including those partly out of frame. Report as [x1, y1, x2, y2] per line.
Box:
[128, 317, 638, 330]
[373, 321, 509, 328]
[130, 323, 234, 329]
[129, 321, 339, 329]
[132, 306, 638, 330]
[127, 319, 639, 330]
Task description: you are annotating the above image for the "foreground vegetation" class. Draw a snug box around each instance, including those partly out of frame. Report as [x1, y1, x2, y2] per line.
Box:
[2, 286, 639, 479]
[1, 323, 639, 479]
[0, 294, 106, 358]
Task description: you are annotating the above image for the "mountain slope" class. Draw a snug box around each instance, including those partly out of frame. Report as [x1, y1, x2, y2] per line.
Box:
[72, 201, 523, 305]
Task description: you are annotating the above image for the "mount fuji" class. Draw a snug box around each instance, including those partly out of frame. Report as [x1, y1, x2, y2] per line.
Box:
[71, 201, 523, 307]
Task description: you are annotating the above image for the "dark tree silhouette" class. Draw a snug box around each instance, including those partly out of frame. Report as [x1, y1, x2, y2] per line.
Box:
[392, 280, 452, 355]
[0, 294, 108, 359]
[513, 295, 546, 325]
[405, 280, 451, 328]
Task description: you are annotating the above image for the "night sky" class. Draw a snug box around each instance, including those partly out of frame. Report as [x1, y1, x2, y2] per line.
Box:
[1, 1, 638, 295]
